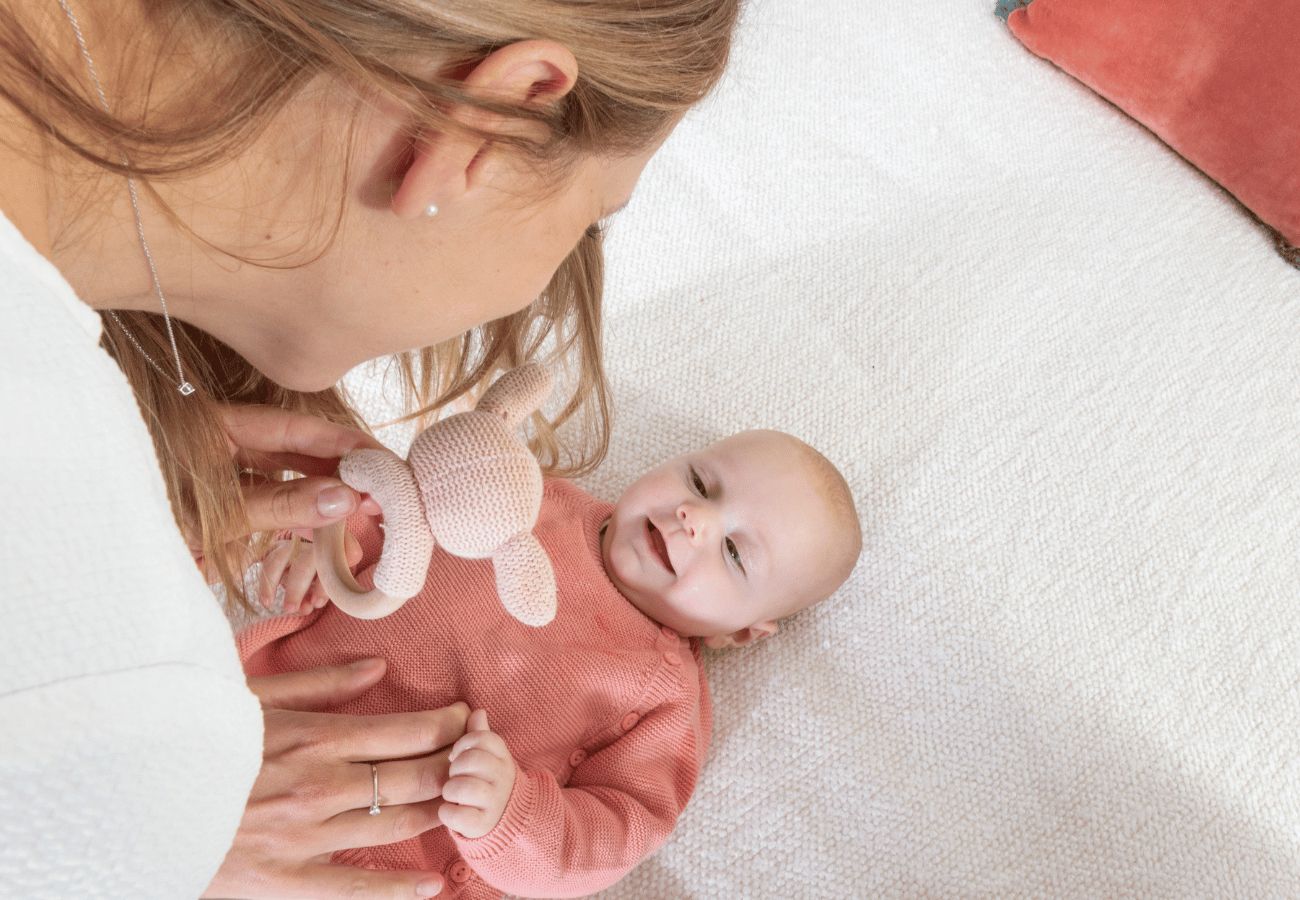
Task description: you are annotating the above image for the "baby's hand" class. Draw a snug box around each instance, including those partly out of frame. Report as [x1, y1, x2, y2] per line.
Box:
[256, 530, 362, 616]
[439, 709, 517, 839]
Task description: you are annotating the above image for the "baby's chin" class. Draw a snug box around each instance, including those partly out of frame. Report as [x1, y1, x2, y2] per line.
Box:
[604, 557, 666, 616]
[600, 526, 672, 623]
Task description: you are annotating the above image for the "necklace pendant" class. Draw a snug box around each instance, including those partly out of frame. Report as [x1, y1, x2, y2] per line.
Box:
[178, 381, 196, 396]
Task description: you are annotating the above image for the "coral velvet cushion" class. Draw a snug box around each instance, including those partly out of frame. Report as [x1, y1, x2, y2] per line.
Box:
[1006, 0, 1300, 248]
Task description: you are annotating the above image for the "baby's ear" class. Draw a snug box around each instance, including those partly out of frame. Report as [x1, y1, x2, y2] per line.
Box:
[703, 620, 779, 650]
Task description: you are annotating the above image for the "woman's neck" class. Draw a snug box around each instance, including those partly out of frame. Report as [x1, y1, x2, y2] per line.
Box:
[0, 0, 196, 314]
[0, 1, 361, 390]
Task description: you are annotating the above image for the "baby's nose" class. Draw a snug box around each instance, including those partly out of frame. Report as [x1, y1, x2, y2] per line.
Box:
[676, 504, 711, 542]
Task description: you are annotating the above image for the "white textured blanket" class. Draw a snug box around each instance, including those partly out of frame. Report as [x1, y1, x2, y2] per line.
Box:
[348, 0, 1300, 895]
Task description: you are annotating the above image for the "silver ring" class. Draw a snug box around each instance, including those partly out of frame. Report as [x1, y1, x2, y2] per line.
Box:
[369, 763, 381, 816]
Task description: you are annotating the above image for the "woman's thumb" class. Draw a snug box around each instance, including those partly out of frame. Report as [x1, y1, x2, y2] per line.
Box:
[247, 658, 386, 710]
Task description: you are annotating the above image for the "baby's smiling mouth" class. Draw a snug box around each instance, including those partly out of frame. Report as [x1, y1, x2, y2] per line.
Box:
[646, 519, 675, 574]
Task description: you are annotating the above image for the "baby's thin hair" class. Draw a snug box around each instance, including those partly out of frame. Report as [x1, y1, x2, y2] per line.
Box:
[794, 439, 862, 600]
[751, 430, 862, 613]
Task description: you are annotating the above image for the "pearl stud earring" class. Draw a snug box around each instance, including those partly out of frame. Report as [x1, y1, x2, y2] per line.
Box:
[425, 203, 439, 217]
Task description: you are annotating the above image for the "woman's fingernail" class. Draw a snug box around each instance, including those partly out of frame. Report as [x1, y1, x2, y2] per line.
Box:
[348, 658, 384, 676]
[316, 485, 356, 518]
[416, 877, 442, 896]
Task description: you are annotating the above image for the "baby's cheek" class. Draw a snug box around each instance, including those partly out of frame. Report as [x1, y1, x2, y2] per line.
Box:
[680, 574, 751, 630]
[661, 578, 708, 621]
[606, 537, 645, 594]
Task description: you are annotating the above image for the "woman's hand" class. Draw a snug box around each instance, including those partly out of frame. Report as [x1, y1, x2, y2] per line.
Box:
[205, 659, 469, 899]
[191, 404, 384, 584]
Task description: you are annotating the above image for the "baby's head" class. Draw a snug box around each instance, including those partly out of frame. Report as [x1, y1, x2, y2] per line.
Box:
[600, 430, 861, 648]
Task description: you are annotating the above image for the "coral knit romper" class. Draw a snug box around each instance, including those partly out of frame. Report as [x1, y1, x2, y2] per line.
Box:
[239, 478, 712, 899]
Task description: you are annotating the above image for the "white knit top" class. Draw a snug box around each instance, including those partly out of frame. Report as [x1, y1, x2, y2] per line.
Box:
[0, 212, 262, 898]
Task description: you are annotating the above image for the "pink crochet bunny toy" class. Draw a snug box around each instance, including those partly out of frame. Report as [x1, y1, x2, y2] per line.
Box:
[312, 363, 557, 626]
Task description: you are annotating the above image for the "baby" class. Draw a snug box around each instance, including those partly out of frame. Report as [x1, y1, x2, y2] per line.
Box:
[237, 429, 861, 899]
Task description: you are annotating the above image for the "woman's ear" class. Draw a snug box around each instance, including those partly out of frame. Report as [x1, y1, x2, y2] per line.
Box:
[391, 39, 579, 219]
[702, 620, 780, 650]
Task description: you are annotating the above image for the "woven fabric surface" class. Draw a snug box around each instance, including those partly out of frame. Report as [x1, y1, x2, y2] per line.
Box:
[344, 0, 1300, 895]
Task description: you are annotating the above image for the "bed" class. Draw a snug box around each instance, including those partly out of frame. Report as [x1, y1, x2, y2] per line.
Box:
[348, 0, 1300, 894]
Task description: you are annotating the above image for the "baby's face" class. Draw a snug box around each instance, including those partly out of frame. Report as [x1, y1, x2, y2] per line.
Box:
[600, 430, 846, 641]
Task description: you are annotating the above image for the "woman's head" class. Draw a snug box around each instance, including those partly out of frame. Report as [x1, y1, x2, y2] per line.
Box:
[237, 38, 680, 391]
[0, 0, 741, 608]
[6, 0, 735, 385]
[117, 38, 679, 394]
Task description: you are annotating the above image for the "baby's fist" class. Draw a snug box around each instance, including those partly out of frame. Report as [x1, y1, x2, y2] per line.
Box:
[256, 536, 326, 616]
[439, 709, 516, 839]
[256, 529, 362, 616]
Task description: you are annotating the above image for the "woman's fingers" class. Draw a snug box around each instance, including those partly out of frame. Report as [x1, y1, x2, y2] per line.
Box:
[346, 752, 455, 813]
[326, 705, 472, 763]
[240, 450, 347, 478]
[248, 659, 388, 711]
[205, 675, 464, 900]
[254, 700, 471, 765]
[218, 404, 387, 540]
[293, 861, 445, 899]
[321, 798, 447, 855]
[286, 516, 380, 550]
[242, 475, 364, 536]
[206, 861, 445, 900]
[219, 404, 385, 461]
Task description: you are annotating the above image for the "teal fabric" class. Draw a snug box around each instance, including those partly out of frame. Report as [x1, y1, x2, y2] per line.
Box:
[994, 0, 1032, 21]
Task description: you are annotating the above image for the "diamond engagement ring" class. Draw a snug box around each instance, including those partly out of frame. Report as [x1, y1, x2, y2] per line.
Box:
[369, 763, 382, 816]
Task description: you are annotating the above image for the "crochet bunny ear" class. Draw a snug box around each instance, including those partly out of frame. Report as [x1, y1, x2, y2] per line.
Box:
[313, 448, 434, 620]
[476, 362, 554, 427]
[492, 531, 557, 626]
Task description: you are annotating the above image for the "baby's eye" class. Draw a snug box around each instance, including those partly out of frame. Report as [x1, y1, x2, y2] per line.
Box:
[725, 537, 744, 572]
[690, 466, 707, 497]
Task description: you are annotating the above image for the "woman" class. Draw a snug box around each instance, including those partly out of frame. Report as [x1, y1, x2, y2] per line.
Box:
[0, 0, 739, 896]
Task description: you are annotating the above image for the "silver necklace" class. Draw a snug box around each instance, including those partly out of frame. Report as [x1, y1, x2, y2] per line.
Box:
[56, 0, 195, 396]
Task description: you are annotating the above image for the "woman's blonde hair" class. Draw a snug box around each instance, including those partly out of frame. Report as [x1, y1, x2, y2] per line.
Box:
[0, 0, 740, 611]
